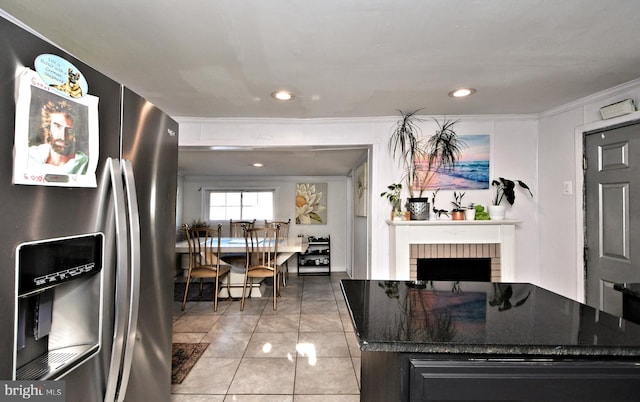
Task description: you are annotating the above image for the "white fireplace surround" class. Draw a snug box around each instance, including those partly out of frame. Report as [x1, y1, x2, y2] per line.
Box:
[388, 220, 520, 282]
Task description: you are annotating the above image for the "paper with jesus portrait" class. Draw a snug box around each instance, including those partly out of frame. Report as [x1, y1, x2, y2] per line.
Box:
[13, 68, 99, 187]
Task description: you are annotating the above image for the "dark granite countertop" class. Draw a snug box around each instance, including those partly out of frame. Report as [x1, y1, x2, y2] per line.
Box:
[614, 282, 640, 299]
[341, 279, 640, 357]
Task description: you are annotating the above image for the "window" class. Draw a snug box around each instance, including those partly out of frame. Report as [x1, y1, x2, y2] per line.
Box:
[207, 190, 274, 221]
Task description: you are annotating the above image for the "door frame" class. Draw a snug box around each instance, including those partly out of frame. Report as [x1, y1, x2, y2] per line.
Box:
[574, 110, 640, 303]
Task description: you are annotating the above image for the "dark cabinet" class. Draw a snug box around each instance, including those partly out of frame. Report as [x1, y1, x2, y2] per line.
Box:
[409, 358, 640, 401]
[360, 351, 640, 402]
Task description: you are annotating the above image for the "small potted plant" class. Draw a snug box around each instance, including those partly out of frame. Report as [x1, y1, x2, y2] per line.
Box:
[380, 183, 404, 220]
[189, 218, 210, 234]
[473, 204, 490, 220]
[450, 191, 467, 220]
[464, 203, 476, 220]
[489, 177, 533, 220]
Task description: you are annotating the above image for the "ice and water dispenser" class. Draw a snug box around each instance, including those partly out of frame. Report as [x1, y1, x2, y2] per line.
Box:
[14, 233, 104, 380]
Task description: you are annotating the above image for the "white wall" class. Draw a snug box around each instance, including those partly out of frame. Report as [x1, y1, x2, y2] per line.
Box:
[537, 78, 640, 301]
[177, 115, 540, 283]
[180, 174, 349, 273]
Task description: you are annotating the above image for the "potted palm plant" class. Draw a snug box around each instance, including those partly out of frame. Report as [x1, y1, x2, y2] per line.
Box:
[388, 110, 465, 220]
[489, 177, 533, 220]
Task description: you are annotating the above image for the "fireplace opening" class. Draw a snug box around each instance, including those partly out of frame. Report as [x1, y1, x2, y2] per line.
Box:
[417, 258, 491, 282]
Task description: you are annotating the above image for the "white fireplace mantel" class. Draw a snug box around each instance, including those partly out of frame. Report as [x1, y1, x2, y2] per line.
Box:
[387, 220, 521, 282]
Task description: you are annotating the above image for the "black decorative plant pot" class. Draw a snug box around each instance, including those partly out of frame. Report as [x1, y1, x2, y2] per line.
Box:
[407, 197, 429, 220]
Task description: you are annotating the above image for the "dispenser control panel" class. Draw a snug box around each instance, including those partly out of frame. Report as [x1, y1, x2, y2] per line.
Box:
[17, 233, 104, 297]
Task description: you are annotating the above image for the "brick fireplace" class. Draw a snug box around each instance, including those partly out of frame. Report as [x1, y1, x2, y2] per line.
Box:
[388, 220, 519, 282]
[410, 243, 501, 281]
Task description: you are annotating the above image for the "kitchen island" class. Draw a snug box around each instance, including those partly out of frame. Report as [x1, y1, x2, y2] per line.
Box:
[341, 279, 640, 401]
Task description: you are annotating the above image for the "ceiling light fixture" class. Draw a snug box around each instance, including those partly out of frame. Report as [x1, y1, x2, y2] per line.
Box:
[448, 88, 477, 98]
[271, 90, 295, 101]
[252, 163, 263, 167]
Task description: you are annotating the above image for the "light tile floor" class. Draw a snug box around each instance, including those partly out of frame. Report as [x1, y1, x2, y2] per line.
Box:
[171, 272, 361, 401]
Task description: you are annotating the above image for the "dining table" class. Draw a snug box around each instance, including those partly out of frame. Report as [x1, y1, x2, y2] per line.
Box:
[175, 236, 308, 298]
[175, 236, 307, 254]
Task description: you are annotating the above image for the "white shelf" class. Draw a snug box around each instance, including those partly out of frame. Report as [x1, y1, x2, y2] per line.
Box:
[386, 219, 521, 226]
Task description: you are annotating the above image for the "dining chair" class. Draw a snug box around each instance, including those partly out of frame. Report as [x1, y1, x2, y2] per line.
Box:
[241, 225, 282, 311]
[182, 223, 231, 312]
[226, 219, 256, 270]
[265, 219, 291, 286]
[229, 219, 255, 237]
[264, 219, 290, 237]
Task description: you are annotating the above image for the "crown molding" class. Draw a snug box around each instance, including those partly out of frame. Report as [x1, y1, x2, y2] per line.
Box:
[539, 78, 640, 118]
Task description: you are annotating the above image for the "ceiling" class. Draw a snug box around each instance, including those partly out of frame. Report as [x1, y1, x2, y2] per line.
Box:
[179, 146, 368, 177]
[2, 1, 640, 176]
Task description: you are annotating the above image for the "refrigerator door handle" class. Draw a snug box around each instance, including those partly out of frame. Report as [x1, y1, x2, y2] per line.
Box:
[115, 159, 141, 402]
[104, 158, 130, 402]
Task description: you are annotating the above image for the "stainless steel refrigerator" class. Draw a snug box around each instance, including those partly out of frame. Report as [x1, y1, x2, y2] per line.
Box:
[0, 11, 178, 402]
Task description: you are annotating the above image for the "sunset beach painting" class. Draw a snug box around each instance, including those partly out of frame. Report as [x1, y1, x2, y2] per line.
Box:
[413, 134, 490, 191]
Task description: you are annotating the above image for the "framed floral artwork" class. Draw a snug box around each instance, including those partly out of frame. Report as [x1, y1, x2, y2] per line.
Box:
[296, 183, 327, 224]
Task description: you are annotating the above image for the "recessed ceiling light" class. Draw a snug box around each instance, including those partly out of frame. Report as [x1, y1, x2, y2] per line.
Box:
[252, 163, 263, 167]
[271, 90, 295, 101]
[448, 88, 477, 98]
